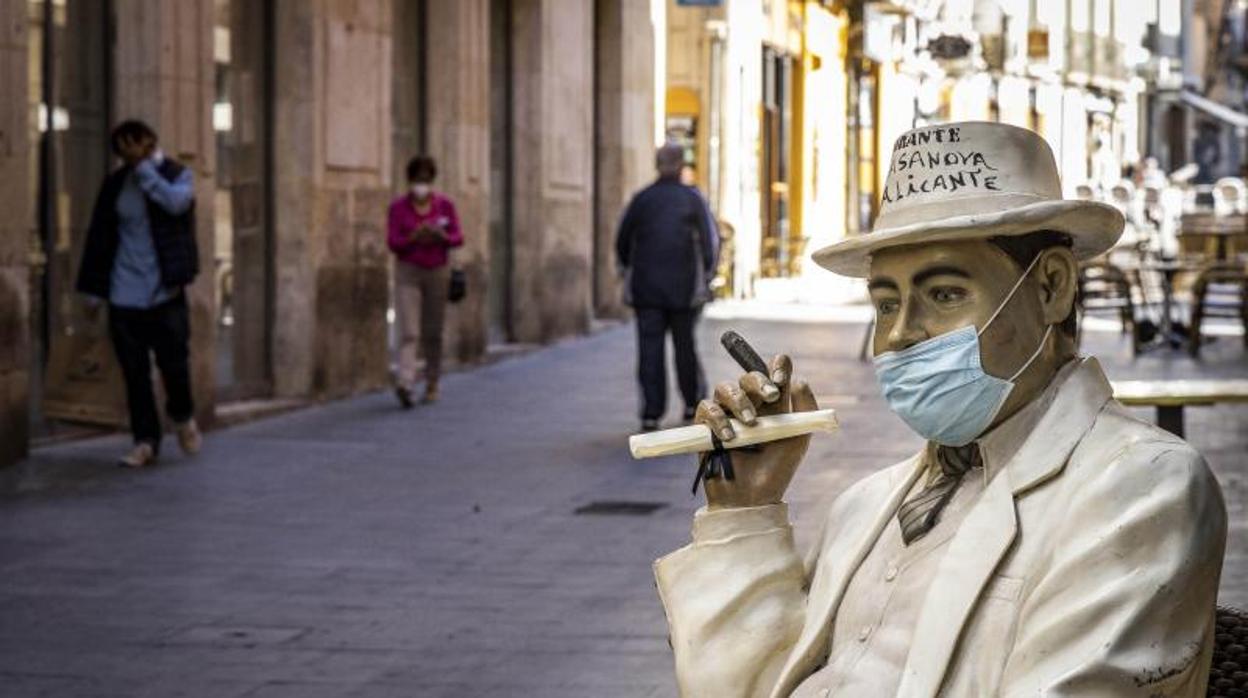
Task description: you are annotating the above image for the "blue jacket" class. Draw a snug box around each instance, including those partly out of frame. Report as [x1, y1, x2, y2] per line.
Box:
[616, 178, 718, 309]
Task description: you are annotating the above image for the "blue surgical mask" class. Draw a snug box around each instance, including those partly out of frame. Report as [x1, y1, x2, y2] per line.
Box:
[872, 255, 1052, 447]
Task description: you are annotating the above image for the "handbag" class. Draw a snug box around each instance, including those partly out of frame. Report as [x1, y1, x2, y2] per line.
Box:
[448, 268, 467, 303]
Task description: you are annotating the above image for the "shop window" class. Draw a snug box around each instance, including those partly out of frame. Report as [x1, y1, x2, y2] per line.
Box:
[30, 0, 119, 433]
[761, 46, 796, 278]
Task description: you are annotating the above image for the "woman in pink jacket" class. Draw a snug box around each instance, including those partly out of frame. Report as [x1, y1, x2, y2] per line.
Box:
[387, 156, 463, 407]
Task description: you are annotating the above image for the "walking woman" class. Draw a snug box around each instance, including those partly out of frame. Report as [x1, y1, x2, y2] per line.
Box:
[387, 156, 463, 407]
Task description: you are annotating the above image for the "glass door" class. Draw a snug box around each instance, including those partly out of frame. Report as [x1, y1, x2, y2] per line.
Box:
[31, 0, 122, 431]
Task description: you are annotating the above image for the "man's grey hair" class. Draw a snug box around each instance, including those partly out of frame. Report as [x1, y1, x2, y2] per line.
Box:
[656, 143, 684, 175]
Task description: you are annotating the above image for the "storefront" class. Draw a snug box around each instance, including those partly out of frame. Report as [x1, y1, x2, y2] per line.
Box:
[28, 0, 122, 431]
[26, 0, 280, 432]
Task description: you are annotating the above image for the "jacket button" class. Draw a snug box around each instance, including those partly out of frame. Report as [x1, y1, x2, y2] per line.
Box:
[818, 689, 831, 698]
[858, 625, 871, 642]
[885, 564, 898, 581]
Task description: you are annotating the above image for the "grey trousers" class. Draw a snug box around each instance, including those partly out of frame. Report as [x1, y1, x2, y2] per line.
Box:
[394, 262, 450, 387]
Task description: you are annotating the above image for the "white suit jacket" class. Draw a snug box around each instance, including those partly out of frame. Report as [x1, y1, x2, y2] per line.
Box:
[654, 358, 1227, 697]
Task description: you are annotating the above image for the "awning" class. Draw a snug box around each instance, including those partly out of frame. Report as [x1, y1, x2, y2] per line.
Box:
[1179, 90, 1248, 130]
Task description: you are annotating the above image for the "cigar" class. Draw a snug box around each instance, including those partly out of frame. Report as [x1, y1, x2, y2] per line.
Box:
[721, 329, 768, 374]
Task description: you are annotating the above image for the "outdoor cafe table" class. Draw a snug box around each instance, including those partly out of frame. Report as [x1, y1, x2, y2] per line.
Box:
[1132, 259, 1205, 352]
[1112, 378, 1248, 438]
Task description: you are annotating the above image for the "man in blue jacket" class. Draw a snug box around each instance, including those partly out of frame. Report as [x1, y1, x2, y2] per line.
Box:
[77, 120, 201, 468]
[616, 143, 719, 431]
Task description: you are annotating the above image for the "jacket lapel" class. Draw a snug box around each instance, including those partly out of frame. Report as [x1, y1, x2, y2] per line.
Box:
[896, 357, 1114, 697]
[770, 455, 927, 698]
[1006, 357, 1114, 496]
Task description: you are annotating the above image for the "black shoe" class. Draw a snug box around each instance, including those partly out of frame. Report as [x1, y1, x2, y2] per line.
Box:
[641, 418, 660, 432]
[395, 385, 414, 409]
[682, 407, 697, 424]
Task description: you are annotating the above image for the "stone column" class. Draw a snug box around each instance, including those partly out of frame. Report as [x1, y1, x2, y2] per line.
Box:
[427, 0, 490, 362]
[112, 0, 219, 425]
[511, 0, 595, 343]
[594, 0, 657, 319]
[0, 0, 31, 466]
[272, 0, 394, 398]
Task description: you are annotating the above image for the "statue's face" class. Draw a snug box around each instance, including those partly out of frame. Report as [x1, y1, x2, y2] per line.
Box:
[867, 239, 1048, 382]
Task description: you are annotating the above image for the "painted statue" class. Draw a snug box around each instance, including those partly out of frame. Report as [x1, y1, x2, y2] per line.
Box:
[655, 122, 1228, 697]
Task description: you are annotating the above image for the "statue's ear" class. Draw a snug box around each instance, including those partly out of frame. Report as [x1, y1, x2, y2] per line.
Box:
[1035, 247, 1078, 327]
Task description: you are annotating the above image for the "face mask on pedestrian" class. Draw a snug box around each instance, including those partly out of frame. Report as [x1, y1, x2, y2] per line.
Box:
[871, 254, 1053, 447]
[411, 183, 432, 200]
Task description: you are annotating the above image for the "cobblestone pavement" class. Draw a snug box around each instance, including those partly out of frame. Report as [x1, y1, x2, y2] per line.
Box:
[1, 312, 1244, 697]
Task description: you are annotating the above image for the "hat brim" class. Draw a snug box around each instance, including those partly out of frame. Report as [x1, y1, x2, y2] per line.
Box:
[811, 200, 1125, 278]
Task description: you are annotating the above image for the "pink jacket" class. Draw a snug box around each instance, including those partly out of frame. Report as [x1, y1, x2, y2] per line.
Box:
[386, 191, 463, 268]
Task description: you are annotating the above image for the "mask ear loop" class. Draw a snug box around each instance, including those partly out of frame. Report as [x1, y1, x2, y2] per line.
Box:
[977, 253, 1044, 338]
[976, 252, 1055, 382]
[1008, 323, 1053, 382]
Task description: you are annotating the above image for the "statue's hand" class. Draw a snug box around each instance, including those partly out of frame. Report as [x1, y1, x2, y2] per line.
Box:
[695, 354, 819, 509]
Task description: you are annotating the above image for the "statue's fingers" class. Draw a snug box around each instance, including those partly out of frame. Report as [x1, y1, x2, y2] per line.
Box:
[714, 381, 758, 426]
[790, 381, 819, 413]
[767, 354, 793, 410]
[696, 399, 734, 442]
[740, 371, 780, 405]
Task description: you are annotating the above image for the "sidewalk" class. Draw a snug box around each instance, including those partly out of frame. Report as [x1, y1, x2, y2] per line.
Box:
[1, 312, 1244, 697]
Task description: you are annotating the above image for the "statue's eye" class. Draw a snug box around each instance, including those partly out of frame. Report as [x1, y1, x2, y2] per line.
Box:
[930, 287, 966, 304]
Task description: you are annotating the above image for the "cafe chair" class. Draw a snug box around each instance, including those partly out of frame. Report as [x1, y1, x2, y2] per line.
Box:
[1208, 606, 1248, 697]
[1078, 260, 1141, 355]
[1189, 263, 1248, 357]
[1214, 177, 1247, 216]
[1110, 180, 1139, 224]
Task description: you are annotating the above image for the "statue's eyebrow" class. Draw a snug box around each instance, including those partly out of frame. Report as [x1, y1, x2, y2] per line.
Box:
[867, 276, 899, 292]
[912, 265, 971, 286]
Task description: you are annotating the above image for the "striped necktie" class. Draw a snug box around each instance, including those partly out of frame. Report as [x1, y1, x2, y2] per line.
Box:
[897, 444, 982, 546]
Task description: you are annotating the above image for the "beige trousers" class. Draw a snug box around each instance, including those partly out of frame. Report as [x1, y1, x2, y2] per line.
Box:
[394, 262, 450, 388]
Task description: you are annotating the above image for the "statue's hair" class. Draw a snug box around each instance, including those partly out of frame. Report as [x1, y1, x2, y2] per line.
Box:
[987, 230, 1078, 339]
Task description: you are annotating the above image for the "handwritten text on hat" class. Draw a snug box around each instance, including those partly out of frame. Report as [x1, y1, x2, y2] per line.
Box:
[882, 126, 1001, 204]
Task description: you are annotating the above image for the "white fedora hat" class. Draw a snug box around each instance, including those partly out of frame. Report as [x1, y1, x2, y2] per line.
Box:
[812, 121, 1124, 277]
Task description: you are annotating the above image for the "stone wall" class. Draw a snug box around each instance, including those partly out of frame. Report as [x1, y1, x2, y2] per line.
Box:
[427, 0, 491, 363]
[511, 0, 595, 344]
[595, 0, 659, 319]
[0, 0, 30, 467]
[272, 0, 393, 399]
[0, 0, 659, 465]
